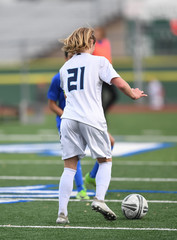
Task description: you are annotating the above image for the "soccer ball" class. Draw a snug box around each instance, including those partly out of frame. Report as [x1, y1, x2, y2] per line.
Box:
[121, 194, 148, 219]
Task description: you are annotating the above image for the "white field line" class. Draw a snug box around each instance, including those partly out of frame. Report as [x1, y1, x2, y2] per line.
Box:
[1, 176, 177, 182]
[0, 160, 63, 165]
[0, 225, 176, 231]
[0, 176, 60, 180]
[120, 135, 177, 143]
[1, 133, 177, 142]
[0, 134, 58, 142]
[1, 198, 177, 204]
[111, 177, 177, 182]
[0, 159, 177, 166]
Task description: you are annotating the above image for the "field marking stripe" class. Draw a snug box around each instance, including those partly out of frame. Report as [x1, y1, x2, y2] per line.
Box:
[1, 189, 177, 197]
[0, 176, 60, 180]
[1, 176, 177, 182]
[0, 225, 176, 231]
[0, 160, 177, 166]
[1, 198, 177, 204]
[112, 178, 177, 182]
[0, 134, 177, 142]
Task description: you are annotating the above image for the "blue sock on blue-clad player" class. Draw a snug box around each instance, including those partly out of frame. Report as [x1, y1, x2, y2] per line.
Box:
[74, 160, 84, 192]
[90, 161, 99, 178]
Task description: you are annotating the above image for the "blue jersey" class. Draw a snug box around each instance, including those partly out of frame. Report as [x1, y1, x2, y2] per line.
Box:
[47, 73, 65, 131]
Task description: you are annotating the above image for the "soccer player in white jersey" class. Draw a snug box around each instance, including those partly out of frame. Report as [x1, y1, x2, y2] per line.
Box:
[56, 27, 147, 224]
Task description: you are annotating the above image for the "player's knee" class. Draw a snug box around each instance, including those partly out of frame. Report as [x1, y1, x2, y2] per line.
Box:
[97, 157, 112, 163]
[64, 156, 78, 170]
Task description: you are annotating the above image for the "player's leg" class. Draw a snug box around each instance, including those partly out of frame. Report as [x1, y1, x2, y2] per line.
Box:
[89, 161, 99, 178]
[79, 123, 117, 220]
[59, 130, 88, 200]
[57, 119, 87, 224]
[84, 162, 98, 187]
[95, 157, 112, 200]
[91, 157, 116, 220]
[75, 160, 89, 200]
[84, 132, 115, 188]
[57, 156, 78, 224]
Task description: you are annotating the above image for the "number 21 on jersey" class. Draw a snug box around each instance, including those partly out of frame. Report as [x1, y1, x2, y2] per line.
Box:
[67, 67, 85, 92]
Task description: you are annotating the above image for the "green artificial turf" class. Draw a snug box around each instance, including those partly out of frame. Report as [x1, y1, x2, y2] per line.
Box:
[0, 112, 177, 240]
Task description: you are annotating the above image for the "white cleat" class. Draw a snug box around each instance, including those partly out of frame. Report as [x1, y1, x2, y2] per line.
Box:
[91, 198, 117, 221]
[56, 212, 70, 224]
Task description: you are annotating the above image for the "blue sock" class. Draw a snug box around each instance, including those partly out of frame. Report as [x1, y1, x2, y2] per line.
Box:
[90, 161, 99, 178]
[74, 160, 84, 192]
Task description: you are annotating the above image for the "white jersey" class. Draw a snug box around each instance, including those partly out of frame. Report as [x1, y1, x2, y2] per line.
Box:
[60, 53, 120, 131]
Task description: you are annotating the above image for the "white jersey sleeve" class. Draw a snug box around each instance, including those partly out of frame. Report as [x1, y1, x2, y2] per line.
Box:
[99, 57, 120, 85]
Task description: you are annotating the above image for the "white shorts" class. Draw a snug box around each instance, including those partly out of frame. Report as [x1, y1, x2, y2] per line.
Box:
[60, 119, 112, 160]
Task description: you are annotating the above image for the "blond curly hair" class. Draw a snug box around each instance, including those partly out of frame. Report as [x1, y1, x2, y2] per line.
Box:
[61, 27, 96, 55]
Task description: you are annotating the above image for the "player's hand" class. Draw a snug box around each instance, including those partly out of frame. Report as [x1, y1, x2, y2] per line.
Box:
[131, 88, 148, 100]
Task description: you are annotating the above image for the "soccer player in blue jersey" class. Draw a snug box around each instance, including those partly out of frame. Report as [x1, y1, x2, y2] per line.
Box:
[47, 52, 89, 200]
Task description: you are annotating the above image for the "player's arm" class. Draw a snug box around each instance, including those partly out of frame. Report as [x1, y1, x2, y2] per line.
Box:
[111, 77, 147, 100]
[48, 99, 63, 117]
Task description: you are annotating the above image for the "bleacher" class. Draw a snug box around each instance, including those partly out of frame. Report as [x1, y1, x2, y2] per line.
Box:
[0, 0, 121, 62]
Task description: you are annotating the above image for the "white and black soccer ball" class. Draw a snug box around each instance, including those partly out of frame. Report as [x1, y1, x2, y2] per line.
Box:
[121, 194, 148, 219]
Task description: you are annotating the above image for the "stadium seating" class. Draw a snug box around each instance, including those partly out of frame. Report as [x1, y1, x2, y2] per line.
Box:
[0, 0, 121, 62]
